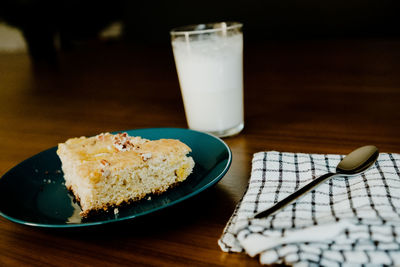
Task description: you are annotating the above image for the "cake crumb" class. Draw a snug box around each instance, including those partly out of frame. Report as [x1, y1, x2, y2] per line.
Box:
[100, 159, 110, 166]
[113, 132, 134, 151]
[101, 168, 111, 178]
[141, 153, 152, 161]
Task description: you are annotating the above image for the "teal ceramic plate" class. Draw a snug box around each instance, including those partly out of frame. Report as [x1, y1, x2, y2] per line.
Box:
[0, 128, 231, 228]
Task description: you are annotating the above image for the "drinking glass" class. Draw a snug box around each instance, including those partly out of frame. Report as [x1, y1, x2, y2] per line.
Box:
[170, 22, 244, 137]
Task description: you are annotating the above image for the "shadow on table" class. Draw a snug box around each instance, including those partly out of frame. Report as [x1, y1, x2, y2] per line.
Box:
[29, 184, 237, 239]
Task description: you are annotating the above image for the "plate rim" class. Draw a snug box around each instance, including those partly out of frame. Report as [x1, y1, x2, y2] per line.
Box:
[0, 127, 232, 228]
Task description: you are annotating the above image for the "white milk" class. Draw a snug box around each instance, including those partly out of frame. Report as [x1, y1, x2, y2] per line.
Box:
[172, 34, 244, 135]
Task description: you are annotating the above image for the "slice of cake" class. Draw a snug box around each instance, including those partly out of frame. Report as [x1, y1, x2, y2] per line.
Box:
[56, 132, 195, 217]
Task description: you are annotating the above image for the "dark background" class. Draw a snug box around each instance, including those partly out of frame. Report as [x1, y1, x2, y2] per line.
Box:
[0, 0, 399, 63]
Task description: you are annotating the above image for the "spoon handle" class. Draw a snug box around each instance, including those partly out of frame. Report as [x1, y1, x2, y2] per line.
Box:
[253, 172, 336, 219]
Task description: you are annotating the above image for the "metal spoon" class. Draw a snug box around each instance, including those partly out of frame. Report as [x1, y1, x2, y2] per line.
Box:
[253, 145, 379, 219]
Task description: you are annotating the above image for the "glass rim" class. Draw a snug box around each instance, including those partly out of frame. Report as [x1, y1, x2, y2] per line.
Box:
[170, 22, 243, 36]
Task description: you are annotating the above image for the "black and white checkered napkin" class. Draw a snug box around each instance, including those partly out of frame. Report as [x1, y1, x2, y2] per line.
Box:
[219, 151, 400, 266]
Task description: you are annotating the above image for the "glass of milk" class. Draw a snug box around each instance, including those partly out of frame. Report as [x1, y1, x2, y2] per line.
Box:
[170, 22, 244, 137]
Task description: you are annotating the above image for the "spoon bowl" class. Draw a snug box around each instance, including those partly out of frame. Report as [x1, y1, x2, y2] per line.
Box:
[337, 145, 379, 174]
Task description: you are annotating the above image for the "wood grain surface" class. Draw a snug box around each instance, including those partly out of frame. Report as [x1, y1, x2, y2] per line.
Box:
[0, 38, 399, 266]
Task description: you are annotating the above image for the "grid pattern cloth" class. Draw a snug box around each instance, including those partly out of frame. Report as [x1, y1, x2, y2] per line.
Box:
[218, 151, 400, 266]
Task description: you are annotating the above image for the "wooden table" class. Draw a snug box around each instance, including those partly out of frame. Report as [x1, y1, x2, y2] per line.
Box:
[1, 38, 399, 266]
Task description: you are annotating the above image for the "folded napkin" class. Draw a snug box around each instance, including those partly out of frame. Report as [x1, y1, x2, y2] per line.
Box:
[219, 151, 400, 266]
